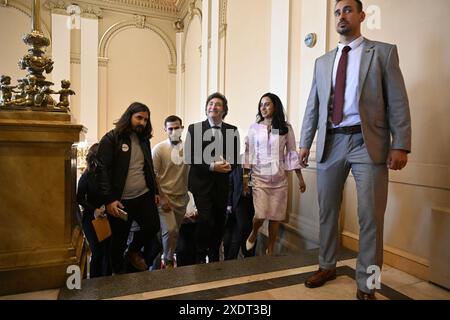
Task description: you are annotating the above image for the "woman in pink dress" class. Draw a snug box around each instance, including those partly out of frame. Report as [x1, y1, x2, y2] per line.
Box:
[244, 93, 306, 255]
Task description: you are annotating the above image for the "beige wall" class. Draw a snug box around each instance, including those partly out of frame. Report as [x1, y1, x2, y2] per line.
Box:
[0, 7, 31, 83]
[0, 2, 52, 85]
[105, 27, 173, 145]
[183, 16, 202, 127]
[224, 0, 272, 138]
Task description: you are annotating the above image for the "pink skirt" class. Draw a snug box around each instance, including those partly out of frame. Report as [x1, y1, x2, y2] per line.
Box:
[252, 185, 288, 221]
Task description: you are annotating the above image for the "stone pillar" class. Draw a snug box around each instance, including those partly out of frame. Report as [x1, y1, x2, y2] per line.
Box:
[209, 0, 220, 93]
[80, 14, 99, 143]
[270, 0, 290, 107]
[200, 0, 210, 113]
[0, 111, 87, 296]
[51, 11, 71, 91]
[175, 20, 185, 120]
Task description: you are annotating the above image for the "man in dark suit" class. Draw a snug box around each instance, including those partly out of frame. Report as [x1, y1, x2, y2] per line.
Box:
[299, 0, 411, 300]
[223, 164, 255, 260]
[185, 92, 240, 263]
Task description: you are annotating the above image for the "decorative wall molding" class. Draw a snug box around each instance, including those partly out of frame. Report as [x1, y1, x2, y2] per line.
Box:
[181, 1, 201, 63]
[168, 64, 177, 74]
[73, 54, 112, 67]
[98, 19, 177, 73]
[98, 56, 109, 67]
[70, 52, 81, 64]
[173, 18, 184, 33]
[59, 0, 181, 20]
[220, 0, 227, 27]
[177, 0, 189, 19]
[100, 0, 177, 13]
[219, 0, 227, 38]
[181, 0, 202, 34]
[134, 14, 146, 28]
[44, 0, 103, 18]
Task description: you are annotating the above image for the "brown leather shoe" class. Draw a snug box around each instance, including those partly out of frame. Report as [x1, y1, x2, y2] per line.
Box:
[356, 289, 376, 300]
[304, 268, 337, 288]
[127, 251, 148, 271]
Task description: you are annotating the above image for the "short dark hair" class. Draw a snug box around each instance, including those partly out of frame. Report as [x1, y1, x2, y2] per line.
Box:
[205, 92, 228, 119]
[336, 0, 363, 12]
[164, 115, 183, 127]
[114, 102, 153, 139]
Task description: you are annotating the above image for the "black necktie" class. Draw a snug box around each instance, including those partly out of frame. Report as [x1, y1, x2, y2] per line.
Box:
[332, 45, 352, 125]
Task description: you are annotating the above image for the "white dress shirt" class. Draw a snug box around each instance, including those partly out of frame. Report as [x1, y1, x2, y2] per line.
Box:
[207, 119, 223, 171]
[330, 36, 364, 128]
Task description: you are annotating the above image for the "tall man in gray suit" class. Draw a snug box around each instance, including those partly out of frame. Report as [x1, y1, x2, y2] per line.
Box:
[299, 0, 411, 300]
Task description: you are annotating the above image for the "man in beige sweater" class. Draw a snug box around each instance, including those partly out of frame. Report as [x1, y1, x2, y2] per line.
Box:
[152, 115, 190, 268]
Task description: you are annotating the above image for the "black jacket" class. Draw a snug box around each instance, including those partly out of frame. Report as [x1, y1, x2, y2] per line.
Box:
[185, 120, 240, 196]
[97, 129, 158, 205]
[77, 170, 103, 219]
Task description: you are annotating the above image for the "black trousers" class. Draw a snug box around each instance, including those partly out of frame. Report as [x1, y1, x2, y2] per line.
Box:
[193, 184, 228, 263]
[82, 214, 112, 278]
[175, 222, 197, 267]
[223, 194, 255, 260]
[108, 192, 160, 273]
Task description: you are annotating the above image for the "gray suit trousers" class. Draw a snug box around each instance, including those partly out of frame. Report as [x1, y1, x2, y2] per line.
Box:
[317, 132, 388, 292]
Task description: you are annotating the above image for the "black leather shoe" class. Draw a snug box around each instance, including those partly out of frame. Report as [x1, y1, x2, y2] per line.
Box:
[127, 251, 148, 271]
[356, 289, 376, 300]
[304, 268, 337, 288]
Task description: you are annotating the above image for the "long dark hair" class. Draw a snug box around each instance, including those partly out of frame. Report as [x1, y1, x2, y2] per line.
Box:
[85, 143, 99, 173]
[114, 102, 153, 139]
[256, 93, 288, 136]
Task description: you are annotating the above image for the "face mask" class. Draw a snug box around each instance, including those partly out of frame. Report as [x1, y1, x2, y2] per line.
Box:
[169, 128, 182, 142]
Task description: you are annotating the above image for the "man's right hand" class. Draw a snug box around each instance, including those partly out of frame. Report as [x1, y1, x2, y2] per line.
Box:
[160, 196, 172, 212]
[214, 160, 232, 173]
[106, 200, 125, 218]
[299, 148, 310, 168]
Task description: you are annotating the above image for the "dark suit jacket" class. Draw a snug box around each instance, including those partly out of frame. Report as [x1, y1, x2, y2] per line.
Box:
[228, 165, 253, 211]
[185, 120, 240, 196]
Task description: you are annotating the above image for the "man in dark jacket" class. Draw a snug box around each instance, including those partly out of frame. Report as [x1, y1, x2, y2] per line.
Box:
[184, 92, 240, 263]
[97, 102, 160, 274]
[223, 164, 255, 260]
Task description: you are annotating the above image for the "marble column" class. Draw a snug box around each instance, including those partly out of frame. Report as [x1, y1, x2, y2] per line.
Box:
[51, 12, 71, 90]
[270, 0, 290, 107]
[209, 0, 220, 93]
[200, 0, 210, 113]
[175, 20, 185, 120]
[80, 14, 98, 143]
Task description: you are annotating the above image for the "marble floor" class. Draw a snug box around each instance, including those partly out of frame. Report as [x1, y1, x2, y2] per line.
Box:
[1, 249, 449, 300]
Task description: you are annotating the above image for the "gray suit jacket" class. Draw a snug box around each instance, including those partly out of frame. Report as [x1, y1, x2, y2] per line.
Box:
[300, 38, 411, 164]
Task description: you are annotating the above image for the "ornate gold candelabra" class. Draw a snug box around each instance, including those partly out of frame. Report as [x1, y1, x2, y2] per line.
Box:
[0, 0, 75, 112]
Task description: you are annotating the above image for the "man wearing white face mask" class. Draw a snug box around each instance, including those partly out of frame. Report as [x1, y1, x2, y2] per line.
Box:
[152, 115, 190, 268]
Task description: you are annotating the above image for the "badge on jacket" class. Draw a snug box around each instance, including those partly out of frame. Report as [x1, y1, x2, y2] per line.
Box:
[122, 144, 129, 152]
